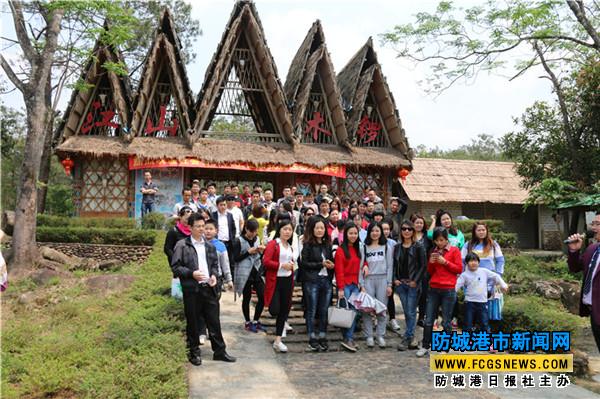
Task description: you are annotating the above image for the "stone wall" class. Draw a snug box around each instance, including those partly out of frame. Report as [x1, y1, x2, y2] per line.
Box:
[40, 242, 153, 264]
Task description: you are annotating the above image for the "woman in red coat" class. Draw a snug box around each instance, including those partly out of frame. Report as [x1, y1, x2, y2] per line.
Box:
[416, 227, 462, 358]
[263, 219, 297, 353]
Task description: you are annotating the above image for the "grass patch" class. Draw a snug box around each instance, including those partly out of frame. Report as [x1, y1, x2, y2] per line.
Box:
[503, 254, 580, 288]
[1, 231, 188, 399]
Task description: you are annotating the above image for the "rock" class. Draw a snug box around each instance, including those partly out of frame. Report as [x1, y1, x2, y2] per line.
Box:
[71, 258, 100, 272]
[30, 268, 70, 286]
[572, 349, 590, 378]
[38, 258, 67, 271]
[18, 292, 35, 305]
[508, 284, 526, 295]
[557, 280, 581, 315]
[98, 259, 124, 271]
[85, 275, 136, 294]
[40, 246, 81, 266]
[534, 280, 563, 300]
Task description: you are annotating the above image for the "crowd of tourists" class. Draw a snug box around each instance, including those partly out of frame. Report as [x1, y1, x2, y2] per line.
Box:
[148, 172, 512, 365]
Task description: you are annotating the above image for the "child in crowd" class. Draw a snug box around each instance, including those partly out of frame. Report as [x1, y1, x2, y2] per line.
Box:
[456, 253, 508, 335]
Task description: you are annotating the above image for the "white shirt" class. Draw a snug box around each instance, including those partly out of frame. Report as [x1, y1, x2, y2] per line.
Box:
[217, 211, 230, 241]
[318, 251, 328, 276]
[191, 236, 210, 283]
[456, 268, 507, 303]
[583, 254, 600, 305]
[277, 239, 295, 277]
[228, 206, 243, 237]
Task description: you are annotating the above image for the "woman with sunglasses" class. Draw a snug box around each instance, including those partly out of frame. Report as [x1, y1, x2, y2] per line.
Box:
[393, 220, 426, 351]
[410, 213, 432, 326]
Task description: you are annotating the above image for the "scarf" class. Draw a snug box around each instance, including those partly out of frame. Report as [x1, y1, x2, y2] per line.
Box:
[176, 221, 191, 236]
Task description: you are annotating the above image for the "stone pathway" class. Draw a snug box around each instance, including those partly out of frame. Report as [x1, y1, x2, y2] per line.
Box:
[188, 291, 600, 398]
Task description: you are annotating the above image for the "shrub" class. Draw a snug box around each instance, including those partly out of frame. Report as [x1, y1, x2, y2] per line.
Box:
[141, 212, 166, 230]
[501, 295, 586, 333]
[37, 227, 156, 246]
[37, 215, 136, 229]
[454, 219, 504, 233]
[463, 231, 518, 248]
[45, 185, 75, 216]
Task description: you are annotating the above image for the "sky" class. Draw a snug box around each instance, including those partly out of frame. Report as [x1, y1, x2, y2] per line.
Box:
[0, 0, 556, 150]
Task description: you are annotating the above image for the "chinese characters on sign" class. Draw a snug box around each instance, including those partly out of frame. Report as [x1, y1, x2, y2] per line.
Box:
[144, 105, 179, 137]
[305, 111, 332, 141]
[434, 373, 571, 389]
[357, 115, 381, 144]
[81, 100, 119, 134]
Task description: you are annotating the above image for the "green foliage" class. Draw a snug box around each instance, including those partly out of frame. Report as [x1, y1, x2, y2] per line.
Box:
[416, 134, 507, 161]
[381, 1, 598, 93]
[141, 212, 167, 230]
[502, 294, 586, 333]
[503, 254, 579, 288]
[37, 227, 156, 246]
[454, 219, 504, 233]
[523, 178, 581, 210]
[0, 104, 26, 212]
[1, 232, 188, 398]
[37, 215, 136, 229]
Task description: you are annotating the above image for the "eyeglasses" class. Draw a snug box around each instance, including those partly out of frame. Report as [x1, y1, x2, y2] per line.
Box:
[401, 227, 414, 232]
[183, 210, 193, 214]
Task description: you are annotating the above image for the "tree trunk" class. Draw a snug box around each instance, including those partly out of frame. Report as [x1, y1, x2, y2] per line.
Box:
[11, 95, 48, 276]
[37, 78, 54, 214]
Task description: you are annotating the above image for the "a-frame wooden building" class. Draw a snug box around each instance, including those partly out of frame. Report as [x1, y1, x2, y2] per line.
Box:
[56, 0, 413, 218]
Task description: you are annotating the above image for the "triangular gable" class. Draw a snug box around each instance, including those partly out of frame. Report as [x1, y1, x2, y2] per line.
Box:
[193, 1, 294, 143]
[57, 25, 132, 143]
[285, 21, 347, 145]
[130, 8, 194, 139]
[337, 39, 410, 154]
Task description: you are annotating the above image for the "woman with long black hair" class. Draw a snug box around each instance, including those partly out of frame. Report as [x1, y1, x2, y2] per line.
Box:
[300, 216, 335, 351]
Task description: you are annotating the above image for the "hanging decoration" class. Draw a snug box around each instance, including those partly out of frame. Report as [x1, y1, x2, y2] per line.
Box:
[61, 157, 75, 176]
[356, 115, 381, 145]
[145, 105, 179, 136]
[398, 168, 410, 182]
[304, 111, 332, 141]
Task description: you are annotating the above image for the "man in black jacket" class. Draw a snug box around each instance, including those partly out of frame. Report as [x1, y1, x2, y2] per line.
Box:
[171, 213, 236, 366]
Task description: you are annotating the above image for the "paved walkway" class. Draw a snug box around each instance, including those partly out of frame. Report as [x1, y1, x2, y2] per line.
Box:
[188, 293, 600, 399]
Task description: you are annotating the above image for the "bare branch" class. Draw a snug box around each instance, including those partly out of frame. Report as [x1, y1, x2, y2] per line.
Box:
[9, 1, 37, 64]
[0, 54, 27, 93]
[566, 0, 600, 50]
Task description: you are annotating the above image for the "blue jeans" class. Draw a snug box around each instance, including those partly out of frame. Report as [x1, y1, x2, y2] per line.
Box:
[395, 283, 418, 339]
[422, 287, 457, 349]
[341, 284, 360, 341]
[141, 202, 154, 216]
[463, 301, 489, 332]
[304, 277, 333, 337]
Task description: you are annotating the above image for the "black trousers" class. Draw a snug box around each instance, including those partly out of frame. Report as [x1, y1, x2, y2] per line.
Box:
[242, 267, 265, 322]
[387, 295, 396, 319]
[274, 276, 293, 336]
[182, 285, 226, 356]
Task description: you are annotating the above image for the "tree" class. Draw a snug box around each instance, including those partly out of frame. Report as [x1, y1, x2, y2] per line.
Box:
[0, 1, 199, 276]
[381, 1, 599, 213]
[416, 133, 505, 161]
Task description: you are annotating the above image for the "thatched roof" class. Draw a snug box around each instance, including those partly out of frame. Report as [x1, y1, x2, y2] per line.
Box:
[192, 0, 294, 143]
[284, 21, 348, 144]
[401, 158, 528, 204]
[55, 21, 132, 144]
[336, 38, 411, 157]
[56, 135, 411, 169]
[129, 8, 194, 137]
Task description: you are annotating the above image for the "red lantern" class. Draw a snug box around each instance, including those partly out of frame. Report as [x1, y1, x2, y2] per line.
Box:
[61, 157, 74, 176]
[398, 168, 410, 182]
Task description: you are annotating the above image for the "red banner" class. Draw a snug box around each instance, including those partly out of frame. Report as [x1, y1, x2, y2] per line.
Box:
[128, 156, 346, 178]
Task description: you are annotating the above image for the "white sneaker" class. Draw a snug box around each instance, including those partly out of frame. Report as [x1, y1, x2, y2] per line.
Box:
[273, 341, 288, 353]
[282, 328, 287, 338]
[199, 335, 206, 345]
[377, 336, 386, 348]
[285, 322, 293, 331]
[366, 337, 375, 348]
[416, 347, 429, 357]
[390, 319, 401, 331]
